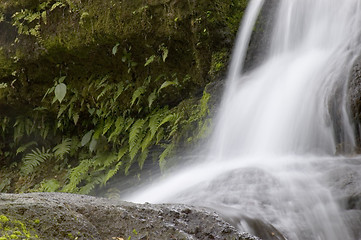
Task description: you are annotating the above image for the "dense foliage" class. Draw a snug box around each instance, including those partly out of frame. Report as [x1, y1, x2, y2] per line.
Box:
[0, 0, 247, 195]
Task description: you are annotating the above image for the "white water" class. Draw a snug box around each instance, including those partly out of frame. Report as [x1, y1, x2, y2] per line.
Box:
[124, 1, 361, 239]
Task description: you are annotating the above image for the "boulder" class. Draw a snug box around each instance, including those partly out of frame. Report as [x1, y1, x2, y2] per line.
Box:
[0, 192, 260, 240]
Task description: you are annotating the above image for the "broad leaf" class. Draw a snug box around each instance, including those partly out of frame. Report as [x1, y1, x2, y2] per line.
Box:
[112, 43, 120, 55]
[55, 83, 67, 103]
[81, 130, 94, 146]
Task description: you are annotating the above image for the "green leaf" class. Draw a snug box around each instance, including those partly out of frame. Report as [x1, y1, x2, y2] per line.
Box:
[148, 90, 157, 108]
[50, 2, 64, 11]
[158, 81, 177, 93]
[55, 83, 67, 103]
[112, 43, 120, 55]
[144, 55, 155, 66]
[41, 11, 47, 24]
[59, 76, 66, 83]
[73, 113, 79, 125]
[89, 138, 97, 153]
[81, 130, 94, 146]
[160, 45, 168, 62]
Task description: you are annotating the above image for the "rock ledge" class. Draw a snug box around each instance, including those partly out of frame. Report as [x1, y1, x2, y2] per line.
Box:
[0, 193, 259, 240]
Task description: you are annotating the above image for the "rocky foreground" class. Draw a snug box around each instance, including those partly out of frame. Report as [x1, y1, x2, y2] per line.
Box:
[0, 193, 260, 240]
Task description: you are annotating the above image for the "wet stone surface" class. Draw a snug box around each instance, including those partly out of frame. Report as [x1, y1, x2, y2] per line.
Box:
[0, 192, 260, 240]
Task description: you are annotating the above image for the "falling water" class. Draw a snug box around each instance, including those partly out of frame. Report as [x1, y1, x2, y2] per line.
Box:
[124, 1, 361, 239]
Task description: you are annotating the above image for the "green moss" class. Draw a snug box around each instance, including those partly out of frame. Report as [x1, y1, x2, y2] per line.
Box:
[209, 49, 229, 79]
[33, 219, 40, 225]
[0, 215, 39, 239]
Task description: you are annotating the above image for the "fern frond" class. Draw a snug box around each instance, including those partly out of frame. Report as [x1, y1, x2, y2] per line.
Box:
[141, 131, 152, 152]
[108, 117, 124, 142]
[124, 158, 134, 176]
[138, 148, 149, 170]
[93, 152, 117, 168]
[159, 113, 176, 129]
[103, 118, 113, 135]
[78, 175, 104, 195]
[149, 110, 167, 138]
[38, 179, 60, 192]
[97, 85, 112, 100]
[131, 86, 145, 107]
[117, 146, 128, 161]
[21, 147, 52, 175]
[62, 159, 92, 193]
[129, 119, 146, 160]
[53, 138, 71, 159]
[148, 90, 157, 108]
[113, 83, 124, 101]
[16, 141, 37, 155]
[159, 143, 175, 171]
[102, 161, 122, 186]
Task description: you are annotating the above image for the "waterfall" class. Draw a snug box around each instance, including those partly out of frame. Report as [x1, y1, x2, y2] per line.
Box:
[124, 1, 361, 239]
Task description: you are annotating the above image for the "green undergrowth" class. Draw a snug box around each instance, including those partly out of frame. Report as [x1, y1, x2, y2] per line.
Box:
[0, 0, 247, 194]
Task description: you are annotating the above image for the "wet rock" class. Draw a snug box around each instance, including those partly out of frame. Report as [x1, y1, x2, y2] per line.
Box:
[318, 158, 361, 239]
[0, 192, 259, 240]
[349, 56, 361, 149]
[322, 158, 361, 210]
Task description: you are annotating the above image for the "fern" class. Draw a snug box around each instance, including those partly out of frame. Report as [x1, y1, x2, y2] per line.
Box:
[21, 147, 52, 175]
[129, 119, 146, 160]
[149, 110, 167, 138]
[113, 83, 125, 101]
[103, 118, 113, 135]
[38, 179, 60, 192]
[78, 175, 104, 195]
[138, 148, 149, 170]
[102, 161, 122, 186]
[53, 138, 71, 159]
[108, 117, 124, 142]
[159, 143, 175, 171]
[131, 86, 146, 106]
[93, 152, 117, 168]
[159, 113, 176, 129]
[117, 146, 128, 161]
[141, 131, 152, 152]
[97, 84, 112, 100]
[16, 141, 37, 155]
[62, 159, 92, 193]
[148, 90, 157, 108]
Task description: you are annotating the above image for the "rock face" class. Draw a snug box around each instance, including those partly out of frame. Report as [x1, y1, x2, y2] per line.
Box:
[0, 193, 259, 240]
[349, 56, 361, 149]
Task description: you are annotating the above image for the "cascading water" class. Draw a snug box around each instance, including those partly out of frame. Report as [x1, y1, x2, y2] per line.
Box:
[123, 1, 361, 239]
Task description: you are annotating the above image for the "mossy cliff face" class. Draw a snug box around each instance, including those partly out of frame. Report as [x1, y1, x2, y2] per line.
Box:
[0, 0, 247, 194]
